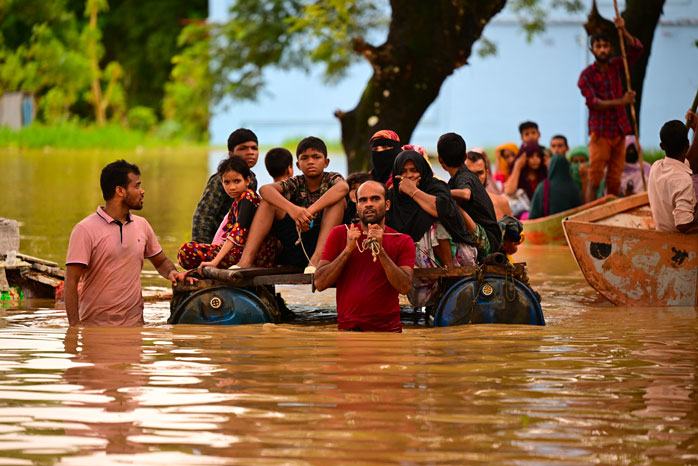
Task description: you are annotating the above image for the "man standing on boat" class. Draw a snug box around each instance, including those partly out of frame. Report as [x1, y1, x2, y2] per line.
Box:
[191, 128, 260, 243]
[578, 16, 643, 203]
[65, 160, 193, 327]
[315, 181, 415, 332]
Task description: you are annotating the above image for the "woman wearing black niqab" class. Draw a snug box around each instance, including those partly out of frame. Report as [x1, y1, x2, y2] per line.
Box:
[369, 130, 402, 188]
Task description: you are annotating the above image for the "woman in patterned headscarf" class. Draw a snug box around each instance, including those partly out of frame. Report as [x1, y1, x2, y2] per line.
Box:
[493, 142, 519, 186]
[369, 130, 401, 188]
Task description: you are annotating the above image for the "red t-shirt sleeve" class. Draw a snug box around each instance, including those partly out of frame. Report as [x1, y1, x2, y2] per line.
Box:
[66, 223, 91, 266]
[395, 235, 416, 268]
[321, 226, 345, 262]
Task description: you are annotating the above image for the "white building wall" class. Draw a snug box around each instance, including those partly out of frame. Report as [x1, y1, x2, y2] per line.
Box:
[209, 0, 698, 151]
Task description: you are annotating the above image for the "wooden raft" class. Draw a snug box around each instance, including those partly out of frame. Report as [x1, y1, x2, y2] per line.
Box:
[173, 263, 528, 293]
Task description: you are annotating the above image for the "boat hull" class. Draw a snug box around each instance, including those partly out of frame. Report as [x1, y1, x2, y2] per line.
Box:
[523, 195, 615, 245]
[563, 193, 698, 306]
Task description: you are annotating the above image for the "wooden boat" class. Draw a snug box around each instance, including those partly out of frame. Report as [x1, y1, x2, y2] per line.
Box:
[523, 195, 616, 245]
[169, 260, 546, 326]
[562, 192, 697, 306]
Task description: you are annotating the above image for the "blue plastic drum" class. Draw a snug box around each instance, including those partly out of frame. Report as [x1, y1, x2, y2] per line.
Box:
[432, 273, 545, 326]
[169, 286, 277, 325]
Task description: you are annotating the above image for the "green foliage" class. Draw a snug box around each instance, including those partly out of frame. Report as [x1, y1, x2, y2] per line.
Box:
[0, 22, 90, 104]
[0, 122, 202, 149]
[100, 0, 208, 112]
[163, 24, 212, 140]
[0, 0, 206, 133]
[511, 0, 584, 41]
[202, 0, 385, 104]
[127, 106, 157, 131]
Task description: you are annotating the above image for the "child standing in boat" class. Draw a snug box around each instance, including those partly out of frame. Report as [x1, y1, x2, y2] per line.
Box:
[177, 156, 278, 270]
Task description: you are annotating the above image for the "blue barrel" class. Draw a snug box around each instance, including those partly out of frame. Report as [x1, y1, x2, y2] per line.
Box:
[169, 286, 277, 325]
[432, 273, 545, 326]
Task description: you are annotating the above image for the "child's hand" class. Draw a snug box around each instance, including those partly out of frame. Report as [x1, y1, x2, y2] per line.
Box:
[197, 260, 217, 274]
[514, 154, 527, 171]
[290, 205, 314, 231]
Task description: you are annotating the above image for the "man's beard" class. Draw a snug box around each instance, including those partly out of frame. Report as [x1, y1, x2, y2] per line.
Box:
[594, 53, 609, 64]
[126, 197, 143, 210]
[359, 209, 385, 225]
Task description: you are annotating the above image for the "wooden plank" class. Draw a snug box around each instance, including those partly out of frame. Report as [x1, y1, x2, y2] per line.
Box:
[16, 252, 59, 267]
[30, 262, 65, 278]
[413, 263, 526, 278]
[0, 218, 19, 255]
[188, 263, 528, 288]
[250, 274, 312, 286]
[23, 271, 63, 288]
[201, 265, 302, 283]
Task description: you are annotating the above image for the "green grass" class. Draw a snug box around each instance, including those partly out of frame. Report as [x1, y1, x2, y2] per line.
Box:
[0, 122, 205, 149]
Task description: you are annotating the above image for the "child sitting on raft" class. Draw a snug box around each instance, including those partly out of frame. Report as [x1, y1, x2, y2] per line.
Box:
[387, 149, 477, 306]
[208, 147, 295, 246]
[234, 136, 349, 273]
[264, 147, 294, 183]
[177, 156, 278, 270]
[436, 132, 501, 260]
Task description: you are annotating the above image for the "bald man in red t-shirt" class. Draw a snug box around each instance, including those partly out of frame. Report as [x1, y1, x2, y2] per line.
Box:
[315, 181, 415, 332]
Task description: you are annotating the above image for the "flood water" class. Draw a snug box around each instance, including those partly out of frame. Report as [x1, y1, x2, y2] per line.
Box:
[1, 150, 697, 464]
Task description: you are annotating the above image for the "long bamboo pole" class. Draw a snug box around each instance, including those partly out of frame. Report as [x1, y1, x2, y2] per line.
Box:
[613, 0, 646, 190]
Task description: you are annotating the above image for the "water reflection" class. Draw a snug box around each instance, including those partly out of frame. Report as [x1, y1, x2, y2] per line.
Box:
[0, 304, 696, 464]
[1, 149, 697, 464]
[62, 328, 147, 455]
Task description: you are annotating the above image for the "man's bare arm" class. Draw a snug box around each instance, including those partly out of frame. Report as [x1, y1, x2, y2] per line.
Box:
[377, 249, 413, 295]
[149, 251, 195, 285]
[64, 264, 84, 326]
[315, 225, 359, 291]
[314, 253, 351, 291]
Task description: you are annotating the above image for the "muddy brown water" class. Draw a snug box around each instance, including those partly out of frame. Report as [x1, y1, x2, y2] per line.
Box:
[1, 150, 696, 464]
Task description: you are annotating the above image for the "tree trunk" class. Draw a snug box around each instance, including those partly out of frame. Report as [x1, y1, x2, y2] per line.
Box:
[88, 0, 106, 126]
[336, 0, 506, 172]
[584, 0, 666, 135]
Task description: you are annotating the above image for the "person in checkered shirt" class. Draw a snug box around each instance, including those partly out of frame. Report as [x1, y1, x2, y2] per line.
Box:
[578, 16, 643, 203]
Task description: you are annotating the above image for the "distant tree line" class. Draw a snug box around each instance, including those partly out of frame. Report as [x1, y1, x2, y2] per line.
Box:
[0, 0, 208, 139]
[0, 0, 672, 156]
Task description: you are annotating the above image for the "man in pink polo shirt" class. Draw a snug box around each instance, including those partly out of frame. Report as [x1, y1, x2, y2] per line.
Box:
[65, 160, 192, 327]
